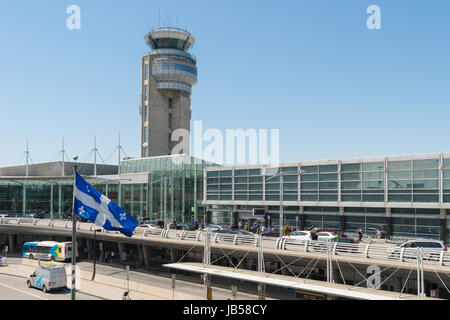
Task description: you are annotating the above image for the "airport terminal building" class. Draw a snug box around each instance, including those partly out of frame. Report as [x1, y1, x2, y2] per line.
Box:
[203, 152, 450, 243]
[0, 155, 214, 225]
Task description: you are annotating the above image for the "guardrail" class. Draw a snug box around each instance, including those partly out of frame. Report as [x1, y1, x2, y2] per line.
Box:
[1, 218, 450, 267]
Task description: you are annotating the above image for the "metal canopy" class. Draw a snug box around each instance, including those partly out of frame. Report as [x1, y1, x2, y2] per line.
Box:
[163, 262, 436, 301]
[0, 176, 118, 186]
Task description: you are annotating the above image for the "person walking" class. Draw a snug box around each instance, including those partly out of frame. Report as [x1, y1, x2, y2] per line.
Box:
[358, 229, 363, 242]
[376, 228, 382, 239]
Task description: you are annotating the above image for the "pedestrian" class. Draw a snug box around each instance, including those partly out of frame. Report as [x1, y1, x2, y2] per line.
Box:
[111, 251, 115, 263]
[358, 229, 363, 242]
[376, 228, 382, 239]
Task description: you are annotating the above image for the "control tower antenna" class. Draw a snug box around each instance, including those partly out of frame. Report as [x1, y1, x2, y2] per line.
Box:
[93, 135, 97, 176]
[61, 137, 67, 176]
[116, 132, 128, 175]
[24, 138, 34, 177]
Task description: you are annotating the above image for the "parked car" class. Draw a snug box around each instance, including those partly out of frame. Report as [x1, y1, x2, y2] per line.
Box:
[202, 225, 222, 232]
[176, 223, 196, 231]
[235, 230, 253, 236]
[137, 224, 159, 230]
[143, 220, 164, 228]
[283, 231, 312, 241]
[260, 231, 280, 238]
[24, 212, 44, 219]
[331, 237, 356, 244]
[386, 239, 447, 261]
[330, 237, 360, 254]
[316, 232, 337, 241]
[215, 228, 235, 234]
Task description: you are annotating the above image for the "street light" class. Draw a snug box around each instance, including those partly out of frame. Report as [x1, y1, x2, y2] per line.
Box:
[91, 228, 102, 281]
[265, 169, 304, 238]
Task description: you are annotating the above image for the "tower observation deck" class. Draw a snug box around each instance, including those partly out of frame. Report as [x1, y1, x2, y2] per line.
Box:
[141, 27, 198, 158]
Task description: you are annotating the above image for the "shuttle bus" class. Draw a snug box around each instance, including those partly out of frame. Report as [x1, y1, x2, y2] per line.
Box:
[22, 241, 77, 262]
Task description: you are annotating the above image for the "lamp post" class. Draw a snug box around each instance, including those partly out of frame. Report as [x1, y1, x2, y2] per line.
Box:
[265, 169, 304, 238]
[91, 228, 102, 281]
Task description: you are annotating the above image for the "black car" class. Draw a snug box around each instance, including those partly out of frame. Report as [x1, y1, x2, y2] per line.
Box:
[24, 212, 45, 219]
[330, 237, 359, 254]
[330, 237, 356, 244]
[260, 231, 280, 238]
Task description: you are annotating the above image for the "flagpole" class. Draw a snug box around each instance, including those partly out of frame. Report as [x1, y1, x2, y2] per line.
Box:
[71, 165, 78, 300]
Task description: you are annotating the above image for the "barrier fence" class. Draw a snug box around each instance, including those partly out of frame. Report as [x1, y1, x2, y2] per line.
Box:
[1, 217, 449, 267]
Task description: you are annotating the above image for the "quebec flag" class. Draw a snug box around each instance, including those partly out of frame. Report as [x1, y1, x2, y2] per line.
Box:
[73, 172, 138, 237]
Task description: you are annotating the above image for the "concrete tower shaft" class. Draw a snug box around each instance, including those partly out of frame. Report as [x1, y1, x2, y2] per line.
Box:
[141, 27, 197, 158]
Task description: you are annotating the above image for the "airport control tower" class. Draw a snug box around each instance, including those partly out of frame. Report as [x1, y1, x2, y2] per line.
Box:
[140, 27, 198, 157]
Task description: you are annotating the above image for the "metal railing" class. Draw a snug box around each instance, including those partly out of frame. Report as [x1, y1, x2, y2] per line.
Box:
[1, 217, 449, 267]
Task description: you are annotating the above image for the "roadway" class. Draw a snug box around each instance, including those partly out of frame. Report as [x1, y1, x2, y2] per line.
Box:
[0, 272, 102, 300]
[0, 257, 265, 300]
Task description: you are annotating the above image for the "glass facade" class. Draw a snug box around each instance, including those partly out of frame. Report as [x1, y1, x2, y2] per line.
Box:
[206, 156, 450, 205]
[204, 154, 450, 242]
[0, 155, 215, 225]
[121, 155, 216, 223]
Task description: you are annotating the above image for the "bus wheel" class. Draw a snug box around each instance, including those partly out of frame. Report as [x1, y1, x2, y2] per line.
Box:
[27, 281, 31, 288]
[29, 254, 33, 260]
[42, 285, 48, 293]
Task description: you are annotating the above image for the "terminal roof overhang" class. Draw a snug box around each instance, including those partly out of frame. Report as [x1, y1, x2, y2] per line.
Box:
[0, 176, 122, 186]
[163, 262, 436, 301]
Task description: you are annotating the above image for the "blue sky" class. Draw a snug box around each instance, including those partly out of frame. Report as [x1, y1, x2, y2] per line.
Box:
[0, 0, 449, 167]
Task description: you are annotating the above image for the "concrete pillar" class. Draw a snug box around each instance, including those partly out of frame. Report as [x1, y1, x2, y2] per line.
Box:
[118, 242, 126, 262]
[138, 245, 145, 266]
[206, 210, 212, 225]
[299, 206, 306, 230]
[339, 207, 345, 234]
[386, 208, 392, 239]
[440, 209, 447, 244]
[393, 276, 402, 292]
[170, 248, 176, 263]
[86, 239, 93, 260]
[16, 235, 24, 249]
[142, 245, 150, 267]
[8, 235, 15, 252]
[232, 206, 239, 229]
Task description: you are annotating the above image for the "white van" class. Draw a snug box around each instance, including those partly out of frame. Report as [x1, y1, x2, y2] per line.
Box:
[27, 263, 67, 293]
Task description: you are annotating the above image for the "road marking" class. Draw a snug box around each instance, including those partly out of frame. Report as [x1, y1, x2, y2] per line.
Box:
[0, 282, 48, 300]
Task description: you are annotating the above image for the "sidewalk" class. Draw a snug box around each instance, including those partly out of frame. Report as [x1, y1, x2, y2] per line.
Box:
[0, 258, 203, 300]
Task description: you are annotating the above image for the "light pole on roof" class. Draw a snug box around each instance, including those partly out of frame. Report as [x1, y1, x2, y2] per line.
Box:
[265, 169, 304, 238]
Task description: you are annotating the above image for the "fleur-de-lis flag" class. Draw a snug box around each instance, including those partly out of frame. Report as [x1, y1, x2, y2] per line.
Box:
[73, 172, 138, 237]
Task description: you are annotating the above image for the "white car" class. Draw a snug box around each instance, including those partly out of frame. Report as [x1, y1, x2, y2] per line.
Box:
[316, 232, 337, 241]
[137, 224, 159, 230]
[386, 239, 447, 261]
[284, 231, 312, 241]
[202, 225, 222, 232]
